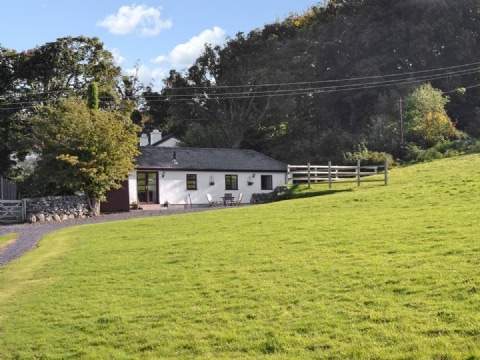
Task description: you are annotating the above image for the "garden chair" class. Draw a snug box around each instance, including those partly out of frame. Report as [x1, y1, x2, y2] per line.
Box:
[234, 192, 243, 206]
[206, 193, 217, 207]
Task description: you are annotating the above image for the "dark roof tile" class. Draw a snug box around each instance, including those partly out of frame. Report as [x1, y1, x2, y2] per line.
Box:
[136, 147, 287, 172]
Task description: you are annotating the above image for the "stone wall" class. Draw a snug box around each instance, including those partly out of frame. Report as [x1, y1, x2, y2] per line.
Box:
[250, 186, 289, 204]
[26, 195, 92, 223]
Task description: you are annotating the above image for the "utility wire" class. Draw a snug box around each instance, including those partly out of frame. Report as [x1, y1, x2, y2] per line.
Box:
[144, 66, 480, 102]
[2, 62, 480, 109]
[160, 61, 480, 91]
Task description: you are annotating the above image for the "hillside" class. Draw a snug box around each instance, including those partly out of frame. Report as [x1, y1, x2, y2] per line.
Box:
[0, 155, 479, 359]
[150, 0, 480, 164]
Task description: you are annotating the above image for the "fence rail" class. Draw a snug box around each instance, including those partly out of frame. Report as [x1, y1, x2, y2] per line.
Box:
[288, 159, 388, 188]
[0, 199, 26, 224]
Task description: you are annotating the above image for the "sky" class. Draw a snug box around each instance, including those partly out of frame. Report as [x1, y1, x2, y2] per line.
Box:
[1, 1, 320, 89]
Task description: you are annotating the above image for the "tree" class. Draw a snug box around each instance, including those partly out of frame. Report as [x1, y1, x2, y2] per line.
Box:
[404, 83, 455, 147]
[140, 86, 171, 134]
[0, 46, 17, 174]
[27, 97, 140, 215]
[161, 28, 296, 149]
[138, 0, 480, 163]
[87, 82, 99, 110]
[0, 37, 123, 174]
[13, 36, 120, 102]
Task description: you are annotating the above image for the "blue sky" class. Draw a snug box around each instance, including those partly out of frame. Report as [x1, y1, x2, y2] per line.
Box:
[1, 1, 319, 88]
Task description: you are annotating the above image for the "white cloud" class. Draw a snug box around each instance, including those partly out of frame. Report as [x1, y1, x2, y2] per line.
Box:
[110, 48, 126, 65]
[124, 64, 168, 89]
[97, 5, 172, 36]
[152, 26, 226, 68]
[108, 47, 166, 89]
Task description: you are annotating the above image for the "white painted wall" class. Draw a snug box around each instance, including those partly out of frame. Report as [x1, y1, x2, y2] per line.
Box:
[128, 170, 286, 205]
[128, 171, 137, 205]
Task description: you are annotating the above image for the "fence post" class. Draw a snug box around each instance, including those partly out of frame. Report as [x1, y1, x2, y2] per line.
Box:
[384, 157, 389, 185]
[22, 198, 27, 221]
[356, 159, 361, 186]
[307, 163, 311, 189]
[328, 161, 332, 189]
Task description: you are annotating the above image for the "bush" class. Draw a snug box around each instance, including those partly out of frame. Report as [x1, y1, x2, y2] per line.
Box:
[131, 201, 142, 210]
[344, 144, 395, 167]
[404, 139, 480, 163]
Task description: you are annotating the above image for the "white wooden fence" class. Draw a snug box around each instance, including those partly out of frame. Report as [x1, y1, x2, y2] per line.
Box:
[287, 159, 388, 188]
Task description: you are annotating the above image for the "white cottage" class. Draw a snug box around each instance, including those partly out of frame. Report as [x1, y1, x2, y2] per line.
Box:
[102, 146, 288, 211]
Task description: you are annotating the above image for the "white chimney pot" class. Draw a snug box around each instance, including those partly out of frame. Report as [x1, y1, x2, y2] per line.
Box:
[139, 133, 149, 146]
[150, 129, 162, 145]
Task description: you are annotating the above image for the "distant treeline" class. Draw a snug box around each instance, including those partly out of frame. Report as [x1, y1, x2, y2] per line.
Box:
[142, 0, 480, 163]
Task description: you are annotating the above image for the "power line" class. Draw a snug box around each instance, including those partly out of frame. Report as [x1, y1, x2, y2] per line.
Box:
[144, 65, 480, 102]
[2, 61, 480, 108]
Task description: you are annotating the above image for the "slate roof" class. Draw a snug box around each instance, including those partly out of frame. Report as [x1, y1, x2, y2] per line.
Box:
[136, 147, 287, 172]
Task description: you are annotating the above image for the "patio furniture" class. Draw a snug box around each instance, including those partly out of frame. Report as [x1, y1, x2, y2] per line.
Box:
[233, 192, 243, 206]
[206, 193, 217, 207]
[222, 193, 234, 206]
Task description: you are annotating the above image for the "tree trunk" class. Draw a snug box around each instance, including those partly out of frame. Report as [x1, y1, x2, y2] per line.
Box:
[87, 196, 101, 217]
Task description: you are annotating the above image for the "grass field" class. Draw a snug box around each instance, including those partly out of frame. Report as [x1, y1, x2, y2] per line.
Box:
[0, 155, 479, 359]
[0, 233, 17, 251]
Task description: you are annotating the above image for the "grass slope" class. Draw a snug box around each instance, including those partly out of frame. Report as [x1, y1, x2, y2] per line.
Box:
[0, 234, 17, 251]
[0, 155, 479, 359]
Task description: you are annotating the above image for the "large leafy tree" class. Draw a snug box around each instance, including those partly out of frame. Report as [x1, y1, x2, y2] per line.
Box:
[0, 46, 17, 173]
[13, 36, 120, 102]
[26, 97, 140, 215]
[303, 0, 479, 156]
[404, 83, 455, 147]
[0, 36, 122, 174]
[139, 86, 171, 134]
[159, 27, 298, 149]
[146, 0, 480, 163]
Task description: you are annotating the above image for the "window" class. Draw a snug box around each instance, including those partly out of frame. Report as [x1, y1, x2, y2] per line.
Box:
[261, 175, 273, 190]
[186, 174, 197, 190]
[225, 175, 238, 190]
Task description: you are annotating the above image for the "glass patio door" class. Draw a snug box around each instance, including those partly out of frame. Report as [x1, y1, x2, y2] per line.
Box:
[137, 172, 158, 203]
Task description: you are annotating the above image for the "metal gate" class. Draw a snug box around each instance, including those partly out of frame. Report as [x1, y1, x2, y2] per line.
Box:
[0, 200, 25, 224]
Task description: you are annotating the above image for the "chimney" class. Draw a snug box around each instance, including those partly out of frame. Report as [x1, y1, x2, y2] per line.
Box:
[150, 129, 162, 145]
[139, 133, 149, 146]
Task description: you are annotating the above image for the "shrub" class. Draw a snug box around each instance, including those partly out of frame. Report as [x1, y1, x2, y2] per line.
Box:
[131, 201, 141, 210]
[344, 143, 395, 167]
[404, 139, 480, 163]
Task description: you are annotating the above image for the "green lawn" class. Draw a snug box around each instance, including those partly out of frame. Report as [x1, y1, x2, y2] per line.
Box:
[0, 155, 479, 359]
[0, 233, 17, 251]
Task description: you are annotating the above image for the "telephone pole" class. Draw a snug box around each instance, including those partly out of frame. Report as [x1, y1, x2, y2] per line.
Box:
[399, 98, 404, 153]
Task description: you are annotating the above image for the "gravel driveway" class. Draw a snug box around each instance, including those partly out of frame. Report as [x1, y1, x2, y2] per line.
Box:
[0, 207, 216, 267]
